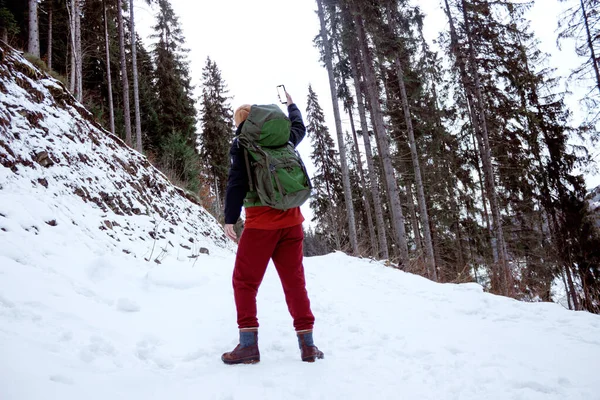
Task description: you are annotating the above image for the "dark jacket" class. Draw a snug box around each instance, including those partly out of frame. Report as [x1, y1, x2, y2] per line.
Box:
[224, 103, 306, 224]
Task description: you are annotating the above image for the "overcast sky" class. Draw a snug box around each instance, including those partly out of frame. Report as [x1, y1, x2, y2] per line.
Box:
[134, 0, 599, 222]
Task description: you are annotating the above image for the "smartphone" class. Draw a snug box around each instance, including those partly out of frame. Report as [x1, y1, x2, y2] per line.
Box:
[277, 85, 287, 104]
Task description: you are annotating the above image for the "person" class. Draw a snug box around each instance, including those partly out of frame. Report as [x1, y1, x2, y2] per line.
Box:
[221, 91, 324, 364]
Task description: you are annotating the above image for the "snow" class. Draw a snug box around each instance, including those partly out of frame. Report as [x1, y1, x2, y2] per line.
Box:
[1, 227, 600, 400]
[2, 44, 600, 400]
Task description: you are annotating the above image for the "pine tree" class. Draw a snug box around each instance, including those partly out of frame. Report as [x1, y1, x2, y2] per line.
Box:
[342, 14, 389, 259]
[135, 36, 160, 153]
[347, 1, 411, 264]
[198, 57, 233, 213]
[0, 4, 19, 44]
[315, 0, 359, 255]
[306, 84, 344, 251]
[152, 0, 199, 191]
[380, 1, 438, 280]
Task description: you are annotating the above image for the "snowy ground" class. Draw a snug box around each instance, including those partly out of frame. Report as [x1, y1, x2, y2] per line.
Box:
[2, 43, 600, 400]
[1, 201, 600, 400]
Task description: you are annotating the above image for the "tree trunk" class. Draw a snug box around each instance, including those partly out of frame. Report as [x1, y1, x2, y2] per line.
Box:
[316, 0, 359, 256]
[404, 180, 423, 255]
[68, 0, 76, 93]
[117, 0, 132, 146]
[564, 265, 580, 310]
[580, 0, 600, 94]
[348, 43, 389, 260]
[103, 0, 116, 135]
[348, 106, 378, 258]
[67, 0, 81, 101]
[388, 48, 437, 279]
[376, 52, 423, 259]
[561, 267, 572, 310]
[130, 0, 143, 152]
[47, 0, 53, 70]
[353, 10, 409, 264]
[28, 0, 40, 57]
[75, 0, 82, 102]
[472, 128, 497, 263]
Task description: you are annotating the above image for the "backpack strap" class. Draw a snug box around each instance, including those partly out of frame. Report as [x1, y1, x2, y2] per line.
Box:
[261, 141, 293, 150]
[243, 148, 255, 192]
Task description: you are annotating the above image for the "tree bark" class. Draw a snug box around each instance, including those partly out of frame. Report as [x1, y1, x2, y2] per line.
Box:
[561, 267, 572, 310]
[28, 0, 40, 57]
[75, 0, 82, 102]
[348, 106, 378, 258]
[129, 0, 143, 152]
[47, 0, 53, 69]
[564, 265, 580, 310]
[68, 0, 76, 94]
[316, 0, 359, 256]
[117, 0, 132, 146]
[387, 7, 437, 281]
[353, 10, 409, 264]
[103, 0, 116, 135]
[404, 180, 423, 255]
[347, 41, 389, 260]
[67, 0, 82, 101]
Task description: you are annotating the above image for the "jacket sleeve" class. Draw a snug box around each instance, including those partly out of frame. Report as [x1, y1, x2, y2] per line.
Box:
[224, 138, 249, 225]
[288, 103, 306, 148]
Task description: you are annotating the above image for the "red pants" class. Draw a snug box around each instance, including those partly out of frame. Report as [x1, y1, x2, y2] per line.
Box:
[233, 224, 315, 331]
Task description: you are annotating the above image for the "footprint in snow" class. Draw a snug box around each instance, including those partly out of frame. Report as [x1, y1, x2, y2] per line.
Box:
[136, 339, 174, 370]
[79, 336, 117, 363]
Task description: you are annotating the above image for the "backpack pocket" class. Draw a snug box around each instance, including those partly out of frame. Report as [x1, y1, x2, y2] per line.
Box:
[250, 145, 312, 210]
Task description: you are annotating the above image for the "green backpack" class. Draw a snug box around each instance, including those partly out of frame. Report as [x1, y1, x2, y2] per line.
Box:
[237, 104, 312, 210]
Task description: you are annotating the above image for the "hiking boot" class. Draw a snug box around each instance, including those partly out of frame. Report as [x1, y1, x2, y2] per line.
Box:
[222, 329, 260, 365]
[297, 330, 324, 362]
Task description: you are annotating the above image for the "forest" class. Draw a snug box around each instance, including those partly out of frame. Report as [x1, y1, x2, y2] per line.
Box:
[2, 0, 600, 313]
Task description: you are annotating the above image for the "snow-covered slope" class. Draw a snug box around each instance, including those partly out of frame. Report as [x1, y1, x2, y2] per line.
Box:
[0, 42, 231, 261]
[1, 45, 600, 400]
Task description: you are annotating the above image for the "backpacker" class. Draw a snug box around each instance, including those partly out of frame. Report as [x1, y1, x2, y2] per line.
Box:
[237, 104, 312, 210]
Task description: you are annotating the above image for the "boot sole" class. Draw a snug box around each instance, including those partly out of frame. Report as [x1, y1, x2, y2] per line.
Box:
[222, 357, 260, 365]
[302, 354, 324, 362]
